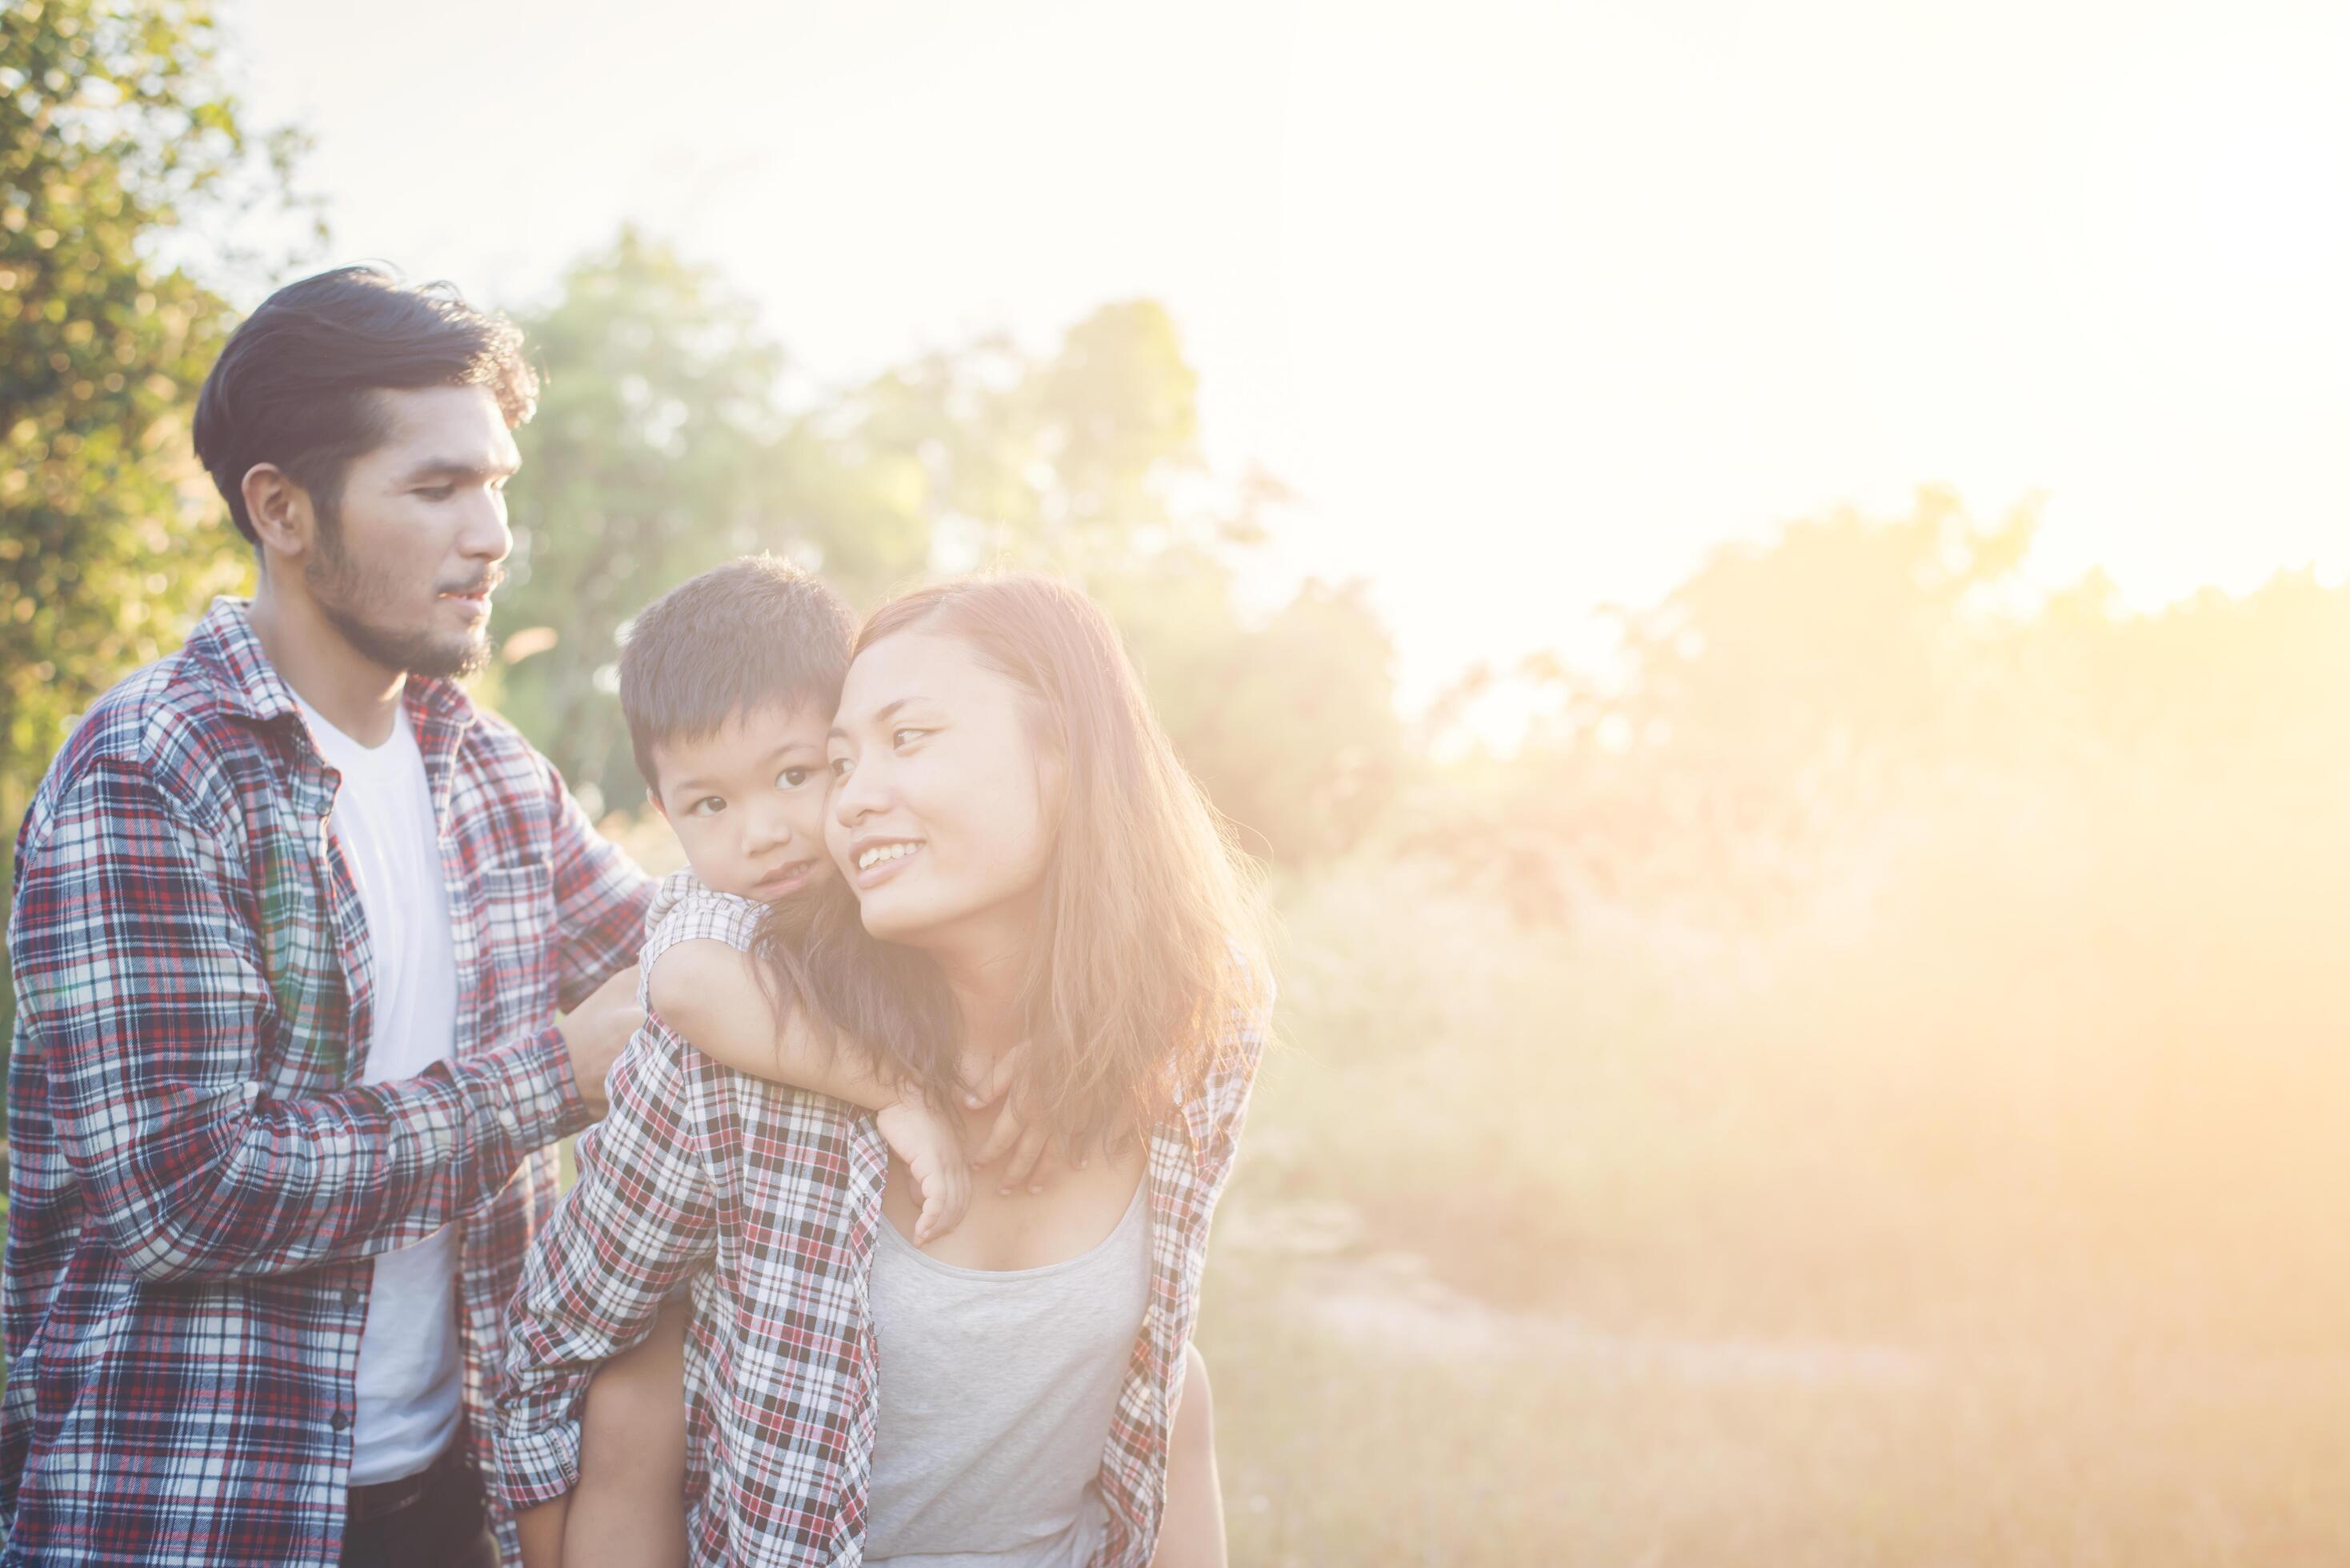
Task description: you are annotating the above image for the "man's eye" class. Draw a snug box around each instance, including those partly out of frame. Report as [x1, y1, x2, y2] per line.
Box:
[418, 485, 455, 501]
[779, 766, 812, 789]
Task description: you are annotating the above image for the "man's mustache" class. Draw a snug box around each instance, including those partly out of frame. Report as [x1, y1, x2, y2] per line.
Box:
[439, 570, 506, 598]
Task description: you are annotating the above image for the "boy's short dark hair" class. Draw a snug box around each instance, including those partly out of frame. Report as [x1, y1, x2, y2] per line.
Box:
[193, 264, 539, 546]
[619, 555, 856, 793]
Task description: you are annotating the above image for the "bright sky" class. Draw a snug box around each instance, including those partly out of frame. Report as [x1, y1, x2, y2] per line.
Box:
[232, 0, 2350, 714]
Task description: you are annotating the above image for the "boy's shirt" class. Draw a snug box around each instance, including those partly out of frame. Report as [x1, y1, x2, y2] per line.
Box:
[638, 867, 764, 1013]
[495, 896, 1269, 1568]
[2, 596, 653, 1567]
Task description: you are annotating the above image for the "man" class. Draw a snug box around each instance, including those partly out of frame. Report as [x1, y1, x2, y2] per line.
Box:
[3, 266, 652, 1566]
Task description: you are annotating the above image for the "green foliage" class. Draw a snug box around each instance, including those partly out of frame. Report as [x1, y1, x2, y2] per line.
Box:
[491, 229, 808, 810]
[0, 0, 311, 830]
[2, 0, 316, 1082]
[497, 230, 1407, 855]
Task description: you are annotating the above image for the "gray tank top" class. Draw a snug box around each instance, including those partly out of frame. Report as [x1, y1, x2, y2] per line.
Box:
[863, 1176, 1152, 1567]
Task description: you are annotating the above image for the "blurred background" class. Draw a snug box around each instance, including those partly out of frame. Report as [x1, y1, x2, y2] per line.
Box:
[7, 1, 2350, 1561]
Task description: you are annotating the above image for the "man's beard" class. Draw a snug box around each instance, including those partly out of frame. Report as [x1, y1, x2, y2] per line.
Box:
[305, 509, 492, 681]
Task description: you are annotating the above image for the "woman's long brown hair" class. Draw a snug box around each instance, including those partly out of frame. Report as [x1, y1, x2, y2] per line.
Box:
[759, 573, 1269, 1143]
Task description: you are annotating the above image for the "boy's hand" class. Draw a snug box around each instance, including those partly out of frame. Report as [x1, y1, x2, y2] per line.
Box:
[963, 1042, 1088, 1197]
[875, 1094, 971, 1247]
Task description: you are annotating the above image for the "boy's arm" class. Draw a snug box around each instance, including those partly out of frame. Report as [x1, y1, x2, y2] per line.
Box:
[648, 938, 904, 1112]
[648, 923, 971, 1242]
[497, 1023, 718, 1519]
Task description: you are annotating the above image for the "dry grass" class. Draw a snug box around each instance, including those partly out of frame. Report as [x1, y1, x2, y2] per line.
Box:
[1198, 845, 2350, 1565]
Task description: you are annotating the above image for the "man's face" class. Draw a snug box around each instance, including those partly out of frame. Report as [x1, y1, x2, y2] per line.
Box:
[306, 383, 519, 680]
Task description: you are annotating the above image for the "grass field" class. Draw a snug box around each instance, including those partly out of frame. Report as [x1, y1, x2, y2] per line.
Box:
[8, 826, 2342, 1563]
[1197, 854, 2350, 1566]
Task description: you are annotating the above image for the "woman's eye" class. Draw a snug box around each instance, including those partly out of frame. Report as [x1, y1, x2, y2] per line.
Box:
[778, 766, 812, 789]
[827, 757, 853, 780]
[891, 727, 927, 749]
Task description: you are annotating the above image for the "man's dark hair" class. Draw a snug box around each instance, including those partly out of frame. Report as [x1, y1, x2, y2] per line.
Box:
[619, 555, 857, 794]
[192, 264, 539, 546]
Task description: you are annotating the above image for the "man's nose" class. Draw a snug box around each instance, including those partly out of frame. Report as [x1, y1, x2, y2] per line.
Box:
[458, 490, 513, 562]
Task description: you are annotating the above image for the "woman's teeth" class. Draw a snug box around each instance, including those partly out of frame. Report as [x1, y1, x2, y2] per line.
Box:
[859, 842, 920, 871]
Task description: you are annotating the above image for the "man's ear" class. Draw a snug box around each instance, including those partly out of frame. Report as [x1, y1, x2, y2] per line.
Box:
[242, 463, 317, 561]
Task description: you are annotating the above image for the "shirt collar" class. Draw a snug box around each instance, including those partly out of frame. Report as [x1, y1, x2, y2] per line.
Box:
[186, 595, 478, 739]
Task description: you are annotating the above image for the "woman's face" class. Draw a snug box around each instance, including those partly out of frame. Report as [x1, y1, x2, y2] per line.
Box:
[825, 630, 1061, 954]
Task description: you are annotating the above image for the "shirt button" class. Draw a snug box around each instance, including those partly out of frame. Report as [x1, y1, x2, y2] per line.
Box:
[341, 1287, 362, 1308]
[329, 1410, 351, 1432]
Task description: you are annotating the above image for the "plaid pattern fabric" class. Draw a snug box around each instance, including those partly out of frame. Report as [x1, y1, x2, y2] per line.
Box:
[3, 597, 653, 1566]
[496, 878, 1267, 1568]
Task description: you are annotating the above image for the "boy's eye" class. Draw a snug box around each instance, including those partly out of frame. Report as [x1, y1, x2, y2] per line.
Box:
[688, 796, 726, 817]
[778, 766, 813, 789]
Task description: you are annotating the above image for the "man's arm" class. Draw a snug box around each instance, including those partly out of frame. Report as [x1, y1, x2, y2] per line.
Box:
[9, 761, 634, 1284]
[498, 1024, 718, 1530]
[543, 756, 655, 1012]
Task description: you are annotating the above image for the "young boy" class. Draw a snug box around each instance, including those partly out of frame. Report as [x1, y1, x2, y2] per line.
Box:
[515, 557, 968, 1568]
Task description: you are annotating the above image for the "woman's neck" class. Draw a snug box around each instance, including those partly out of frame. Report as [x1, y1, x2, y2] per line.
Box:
[931, 907, 1039, 1062]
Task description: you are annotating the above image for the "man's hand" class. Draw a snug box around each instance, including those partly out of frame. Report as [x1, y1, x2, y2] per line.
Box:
[875, 1094, 971, 1247]
[557, 965, 644, 1116]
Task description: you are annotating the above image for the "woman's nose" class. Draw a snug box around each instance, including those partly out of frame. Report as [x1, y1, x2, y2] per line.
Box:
[831, 762, 880, 824]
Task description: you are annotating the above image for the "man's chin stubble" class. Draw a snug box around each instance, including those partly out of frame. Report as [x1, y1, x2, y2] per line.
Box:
[320, 599, 490, 681]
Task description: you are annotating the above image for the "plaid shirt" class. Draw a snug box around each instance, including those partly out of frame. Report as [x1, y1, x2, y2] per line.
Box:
[496, 880, 1267, 1568]
[3, 597, 652, 1566]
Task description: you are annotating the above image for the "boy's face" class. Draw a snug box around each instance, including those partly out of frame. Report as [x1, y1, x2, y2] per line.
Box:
[648, 702, 836, 902]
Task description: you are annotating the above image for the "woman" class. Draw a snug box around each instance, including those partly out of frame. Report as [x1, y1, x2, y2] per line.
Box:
[497, 574, 1271, 1567]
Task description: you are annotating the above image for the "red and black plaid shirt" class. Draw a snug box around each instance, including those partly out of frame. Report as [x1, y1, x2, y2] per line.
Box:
[3, 597, 651, 1566]
[496, 879, 1268, 1568]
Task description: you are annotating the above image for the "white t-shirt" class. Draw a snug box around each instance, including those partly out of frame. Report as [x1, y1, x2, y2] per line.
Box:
[296, 694, 465, 1486]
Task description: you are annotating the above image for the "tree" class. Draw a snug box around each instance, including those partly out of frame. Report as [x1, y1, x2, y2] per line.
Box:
[493, 228, 814, 814]
[2, 0, 313, 826]
[2, 0, 314, 1082]
[496, 235, 1406, 859]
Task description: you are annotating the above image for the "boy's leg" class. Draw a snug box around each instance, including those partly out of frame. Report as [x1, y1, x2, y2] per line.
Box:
[563, 1294, 694, 1568]
[1150, 1342, 1228, 1568]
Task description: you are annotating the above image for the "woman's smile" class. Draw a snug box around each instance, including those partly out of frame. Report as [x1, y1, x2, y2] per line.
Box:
[849, 836, 926, 889]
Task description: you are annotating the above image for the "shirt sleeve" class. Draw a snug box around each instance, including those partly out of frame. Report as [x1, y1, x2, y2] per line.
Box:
[638, 870, 769, 1011]
[543, 754, 655, 1013]
[494, 1022, 719, 1510]
[7, 761, 595, 1284]
[1179, 953, 1276, 1195]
